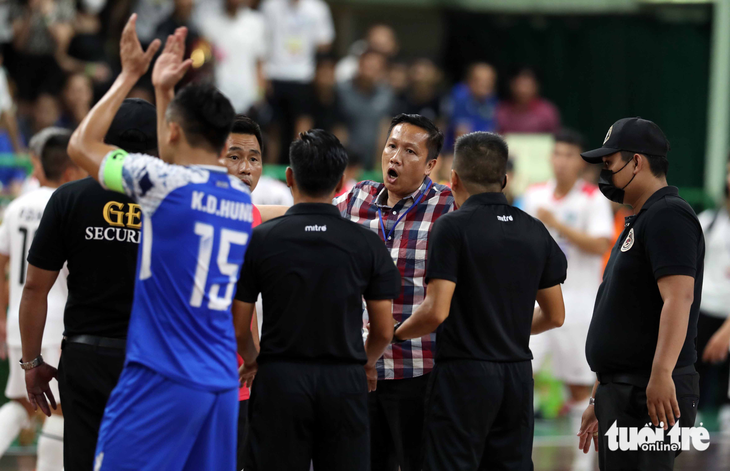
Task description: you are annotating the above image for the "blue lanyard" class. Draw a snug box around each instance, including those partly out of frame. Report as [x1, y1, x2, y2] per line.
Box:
[377, 181, 433, 242]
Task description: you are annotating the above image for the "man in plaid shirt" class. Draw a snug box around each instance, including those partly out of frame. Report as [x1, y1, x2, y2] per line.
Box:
[335, 114, 454, 471]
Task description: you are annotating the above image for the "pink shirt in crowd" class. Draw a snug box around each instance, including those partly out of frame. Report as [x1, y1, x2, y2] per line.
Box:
[495, 98, 561, 134]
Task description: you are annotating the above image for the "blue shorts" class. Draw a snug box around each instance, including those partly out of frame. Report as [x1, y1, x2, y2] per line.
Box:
[94, 363, 238, 471]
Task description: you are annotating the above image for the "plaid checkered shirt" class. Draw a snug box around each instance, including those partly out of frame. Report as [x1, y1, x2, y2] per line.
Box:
[335, 177, 455, 380]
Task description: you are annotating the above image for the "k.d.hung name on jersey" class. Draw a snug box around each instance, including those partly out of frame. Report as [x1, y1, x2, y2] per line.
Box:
[191, 190, 254, 222]
[85, 200, 142, 244]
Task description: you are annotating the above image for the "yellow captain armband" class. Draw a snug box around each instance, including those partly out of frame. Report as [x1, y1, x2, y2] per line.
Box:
[102, 149, 129, 194]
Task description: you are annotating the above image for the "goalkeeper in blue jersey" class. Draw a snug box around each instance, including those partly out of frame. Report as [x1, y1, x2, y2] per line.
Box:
[64, 16, 253, 471]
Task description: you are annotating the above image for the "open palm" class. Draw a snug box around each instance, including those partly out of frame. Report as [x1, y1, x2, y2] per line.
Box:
[152, 27, 193, 91]
[120, 14, 160, 79]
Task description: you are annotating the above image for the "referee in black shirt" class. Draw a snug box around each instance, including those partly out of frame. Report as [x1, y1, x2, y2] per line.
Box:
[19, 99, 157, 471]
[577, 117, 704, 470]
[395, 132, 568, 471]
[232, 130, 401, 471]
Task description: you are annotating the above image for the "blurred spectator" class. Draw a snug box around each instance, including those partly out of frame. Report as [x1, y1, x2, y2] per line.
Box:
[59, 72, 93, 129]
[447, 62, 498, 141]
[496, 66, 560, 134]
[396, 58, 443, 123]
[336, 23, 399, 83]
[7, 0, 75, 102]
[133, 0, 174, 45]
[155, 0, 198, 45]
[199, 0, 266, 114]
[336, 49, 394, 170]
[251, 175, 293, 206]
[261, 0, 334, 163]
[388, 59, 408, 97]
[0, 55, 24, 153]
[19, 93, 61, 143]
[63, 0, 113, 91]
[296, 54, 343, 136]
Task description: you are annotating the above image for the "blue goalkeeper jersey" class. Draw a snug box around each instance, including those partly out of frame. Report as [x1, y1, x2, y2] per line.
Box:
[99, 150, 253, 391]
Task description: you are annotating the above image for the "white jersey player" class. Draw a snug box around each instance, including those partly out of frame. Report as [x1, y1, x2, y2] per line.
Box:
[0, 131, 85, 470]
[523, 130, 614, 435]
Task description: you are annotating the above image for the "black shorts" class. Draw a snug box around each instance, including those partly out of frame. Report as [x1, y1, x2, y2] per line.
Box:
[244, 361, 369, 471]
[57, 340, 125, 471]
[595, 370, 700, 471]
[423, 360, 534, 471]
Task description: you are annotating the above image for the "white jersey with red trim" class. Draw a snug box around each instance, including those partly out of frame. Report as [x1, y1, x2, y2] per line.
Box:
[523, 179, 614, 325]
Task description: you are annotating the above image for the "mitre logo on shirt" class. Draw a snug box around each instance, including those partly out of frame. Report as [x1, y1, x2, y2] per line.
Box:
[497, 215, 513, 222]
[85, 201, 142, 244]
[305, 225, 327, 232]
[621, 228, 635, 252]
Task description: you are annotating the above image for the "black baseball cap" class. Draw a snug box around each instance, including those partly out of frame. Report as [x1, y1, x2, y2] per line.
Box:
[581, 117, 670, 163]
[105, 98, 157, 154]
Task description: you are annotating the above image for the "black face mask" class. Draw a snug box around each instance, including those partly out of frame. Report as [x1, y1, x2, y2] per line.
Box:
[598, 158, 636, 204]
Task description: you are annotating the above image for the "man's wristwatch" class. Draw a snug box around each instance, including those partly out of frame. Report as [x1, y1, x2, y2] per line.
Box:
[19, 355, 44, 370]
[589, 397, 596, 406]
[392, 321, 405, 344]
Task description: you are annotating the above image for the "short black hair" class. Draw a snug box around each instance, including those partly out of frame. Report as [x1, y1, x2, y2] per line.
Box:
[230, 115, 263, 153]
[166, 84, 235, 154]
[387, 114, 443, 161]
[620, 150, 669, 177]
[289, 129, 348, 197]
[454, 132, 509, 192]
[41, 133, 73, 181]
[554, 128, 586, 152]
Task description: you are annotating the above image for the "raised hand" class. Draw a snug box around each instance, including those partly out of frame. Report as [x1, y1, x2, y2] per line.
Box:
[152, 26, 193, 91]
[120, 14, 161, 80]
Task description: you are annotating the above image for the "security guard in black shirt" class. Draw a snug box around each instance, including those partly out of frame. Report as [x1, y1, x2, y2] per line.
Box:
[395, 132, 568, 471]
[577, 117, 704, 470]
[232, 130, 401, 471]
[19, 99, 157, 471]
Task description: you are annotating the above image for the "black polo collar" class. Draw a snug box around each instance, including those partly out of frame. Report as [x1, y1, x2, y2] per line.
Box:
[460, 192, 509, 210]
[639, 186, 679, 213]
[285, 203, 342, 217]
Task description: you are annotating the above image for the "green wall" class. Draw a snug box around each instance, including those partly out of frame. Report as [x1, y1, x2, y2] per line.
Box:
[442, 12, 712, 190]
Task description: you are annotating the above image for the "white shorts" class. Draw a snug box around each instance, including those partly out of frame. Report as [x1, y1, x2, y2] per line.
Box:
[530, 323, 596, 386]
[5, 346, 61, 402]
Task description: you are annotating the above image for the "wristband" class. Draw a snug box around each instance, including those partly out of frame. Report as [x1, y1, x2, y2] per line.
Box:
[392, 321, 405, 344]
[589, 397, 596, 406]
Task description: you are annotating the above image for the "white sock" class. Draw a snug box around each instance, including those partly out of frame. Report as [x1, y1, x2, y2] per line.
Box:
[36, 414, 64, 471]
[0, 401, 31, 457]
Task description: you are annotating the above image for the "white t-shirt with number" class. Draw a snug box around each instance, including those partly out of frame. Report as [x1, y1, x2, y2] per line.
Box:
[523, 179, 614, 325]
[0, 187, 67, 347]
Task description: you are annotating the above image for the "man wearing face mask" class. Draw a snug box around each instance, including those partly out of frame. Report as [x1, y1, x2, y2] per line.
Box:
[576, 117, 704, 470]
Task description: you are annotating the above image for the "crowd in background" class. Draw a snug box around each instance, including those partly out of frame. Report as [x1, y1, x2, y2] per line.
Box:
[0, 0, 564, 191]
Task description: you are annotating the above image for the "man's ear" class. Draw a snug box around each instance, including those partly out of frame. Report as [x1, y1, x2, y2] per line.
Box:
[285, 167, 294, 189]
[450, 169, 459, 191]
[168, 121, 181, 145]
[633, 153, 643, 174]
[425, 158, 438, 176]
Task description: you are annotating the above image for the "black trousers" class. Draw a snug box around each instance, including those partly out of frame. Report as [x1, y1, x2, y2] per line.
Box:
[422, 360, 534, 471]
[268, 80, 312, 163]
[595, 370, 700, 471]
[57, 341, 125, 471]
[368, 374, 430, 471]
[695, 311, 730, 410]
[237, 399, 248, 471]
[244, 361, 369, 471]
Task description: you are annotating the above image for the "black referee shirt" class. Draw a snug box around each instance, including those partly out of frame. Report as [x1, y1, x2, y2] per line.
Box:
[586, 186, 704, 374]
[28, 177, 141, 339]
[425, 192, 567, 362]
[235, 203, 401, 365]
